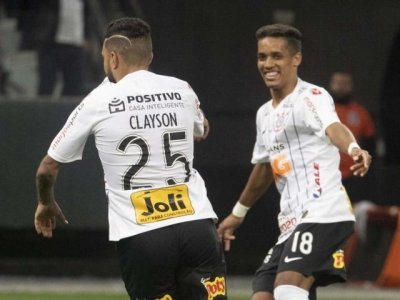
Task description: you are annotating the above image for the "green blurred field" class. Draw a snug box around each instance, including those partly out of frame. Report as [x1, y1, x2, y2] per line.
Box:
[0, 295, 308, 300]
[0, 294, 127, 300]
[0, 294, 397, 300]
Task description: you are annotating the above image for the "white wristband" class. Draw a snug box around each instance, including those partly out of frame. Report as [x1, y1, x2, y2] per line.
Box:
[232, 201, 250, 218]
[347, 142, 360, 155]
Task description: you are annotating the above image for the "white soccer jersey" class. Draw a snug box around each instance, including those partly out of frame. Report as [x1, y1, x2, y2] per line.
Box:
[252, 79, 355, 244]
[48, 70, 217, 241]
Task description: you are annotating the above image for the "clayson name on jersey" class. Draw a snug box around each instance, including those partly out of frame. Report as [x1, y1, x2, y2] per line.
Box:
[130, 112, 178, 129]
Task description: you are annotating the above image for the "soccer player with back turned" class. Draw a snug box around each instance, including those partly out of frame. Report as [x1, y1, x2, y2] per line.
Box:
[34, 17, 227, 300]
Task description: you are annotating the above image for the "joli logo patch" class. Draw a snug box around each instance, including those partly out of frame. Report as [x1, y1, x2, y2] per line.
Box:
[202, 276, 226, 300]
[158, 294, 173, 300]
[131, 184, 194, 224]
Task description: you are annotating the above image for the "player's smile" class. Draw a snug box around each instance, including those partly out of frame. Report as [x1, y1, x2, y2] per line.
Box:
[263, 70, 280, 81]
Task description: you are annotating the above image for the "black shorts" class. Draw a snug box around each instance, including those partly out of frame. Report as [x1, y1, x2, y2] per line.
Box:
[116, 219, 227, 300]
[252, 221, 354, 293]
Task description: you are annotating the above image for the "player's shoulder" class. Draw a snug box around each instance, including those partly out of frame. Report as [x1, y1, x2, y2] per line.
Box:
[299, 79, 330, 99]
[148, 71, 192, 90]
[295, 79, 334, 110]
[75, 78, 115, 114]
[257, 101, 271, 113]
[256, 100, 273, 120]
[84, 77, 114, 99]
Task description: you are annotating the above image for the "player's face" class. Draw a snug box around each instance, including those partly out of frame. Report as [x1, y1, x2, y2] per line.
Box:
[257, 37, 301, 93]
[101, 43, 117, 83]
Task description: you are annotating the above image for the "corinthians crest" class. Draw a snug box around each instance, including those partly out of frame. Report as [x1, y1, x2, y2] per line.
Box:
[273, 110, 290, 133]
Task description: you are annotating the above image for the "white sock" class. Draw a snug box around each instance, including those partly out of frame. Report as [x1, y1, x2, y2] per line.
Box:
[274, 285, 309, 300]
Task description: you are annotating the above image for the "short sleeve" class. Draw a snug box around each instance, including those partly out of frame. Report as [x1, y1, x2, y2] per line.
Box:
[251, 105, 269, 164]
[193, 98, 205, 137]
[188, 85, 204, 137]
[48, 96, 97, 163]
[303, 89, 340, 138]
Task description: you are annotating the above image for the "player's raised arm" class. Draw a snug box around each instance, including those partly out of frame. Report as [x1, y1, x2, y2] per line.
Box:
[325, 122, 372, 177]
[34, 155, 68, 238]
[217, 163, 274, 251]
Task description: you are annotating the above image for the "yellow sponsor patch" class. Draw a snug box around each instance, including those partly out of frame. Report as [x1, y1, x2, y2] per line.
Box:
[332, 250, 345, 269]
[131, 184, 194, 224]
[202, 276, 226, 300]
[157, 294, 173, 300]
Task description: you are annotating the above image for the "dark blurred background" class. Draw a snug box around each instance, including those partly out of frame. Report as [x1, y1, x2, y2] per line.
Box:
[1, 0, 400, 279]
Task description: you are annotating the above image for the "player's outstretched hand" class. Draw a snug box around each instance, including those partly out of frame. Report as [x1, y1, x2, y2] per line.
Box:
[195, 116, 210, 142]
[217, 214, 244, 251]
[34, 201, 68, 238]
[350, 148, 372, 177]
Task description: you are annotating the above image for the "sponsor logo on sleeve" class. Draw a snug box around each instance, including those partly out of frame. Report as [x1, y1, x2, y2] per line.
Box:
[51, 102, 85, 150]
[304, 97, 323, 128]
[311, 88, 322, 95]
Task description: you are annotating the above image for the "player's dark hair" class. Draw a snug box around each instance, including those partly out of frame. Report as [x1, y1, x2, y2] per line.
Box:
[256, 24, 302, 54]
[104, 17, 152, 64]
[105, 17, 151, 40]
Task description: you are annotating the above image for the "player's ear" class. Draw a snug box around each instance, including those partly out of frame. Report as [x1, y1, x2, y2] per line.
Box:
[110, 51, 119, 70]
[148, 52, 154, 65]
[293, 52, 302, 67]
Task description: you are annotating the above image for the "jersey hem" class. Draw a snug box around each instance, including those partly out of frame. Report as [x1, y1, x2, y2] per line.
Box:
[109, 214, 218, 241]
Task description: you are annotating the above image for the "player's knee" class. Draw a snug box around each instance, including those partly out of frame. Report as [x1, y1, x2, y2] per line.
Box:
[274, 285, 309, 300]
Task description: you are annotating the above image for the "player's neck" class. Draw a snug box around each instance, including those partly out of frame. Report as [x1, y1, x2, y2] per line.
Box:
[127, 64, 149, 74]
[115, 65, 149, 82]
[271, 78, 298, 107]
